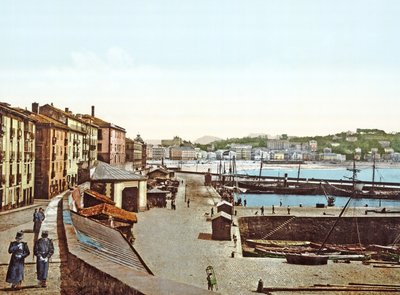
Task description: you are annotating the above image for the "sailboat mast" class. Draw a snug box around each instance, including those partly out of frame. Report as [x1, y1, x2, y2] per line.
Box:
[258, 159, 263, 184]
[317, 194, 353, 254]
[372, 153, 376, 190]
[297, 163, 301, 183]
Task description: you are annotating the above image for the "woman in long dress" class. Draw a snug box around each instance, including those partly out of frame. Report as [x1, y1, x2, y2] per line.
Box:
[6, 231, 30, 289]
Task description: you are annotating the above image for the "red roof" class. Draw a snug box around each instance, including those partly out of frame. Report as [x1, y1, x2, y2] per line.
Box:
[79, 203, 137, 223]
[84, 189, 116, 205]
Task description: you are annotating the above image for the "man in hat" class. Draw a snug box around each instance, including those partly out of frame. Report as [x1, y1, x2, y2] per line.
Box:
[6, 231, 30, 289]
[33, 230, 54, 287]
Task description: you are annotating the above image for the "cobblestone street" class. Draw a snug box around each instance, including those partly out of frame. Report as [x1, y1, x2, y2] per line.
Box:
[0, 198, 62, 294]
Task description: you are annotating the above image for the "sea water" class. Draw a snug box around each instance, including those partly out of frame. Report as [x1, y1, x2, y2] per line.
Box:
[235, 166, 400, 208]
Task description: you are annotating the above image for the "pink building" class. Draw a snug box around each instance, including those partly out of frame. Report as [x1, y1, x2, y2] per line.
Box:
[83, 107, 126, 166]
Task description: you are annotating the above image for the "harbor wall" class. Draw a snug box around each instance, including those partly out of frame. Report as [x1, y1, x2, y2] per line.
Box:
[239, 216, 400, 245]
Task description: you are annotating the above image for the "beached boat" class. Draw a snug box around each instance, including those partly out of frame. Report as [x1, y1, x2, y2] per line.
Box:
[285, 253, 329, 265]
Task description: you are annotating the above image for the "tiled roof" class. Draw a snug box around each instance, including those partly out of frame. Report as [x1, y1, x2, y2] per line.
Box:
[29, 112, 70, 130]
[79, 203, 137, 223]
[91, 161, 147, 181]
[84, 189, 115, 205]
[82, 114, 126, 132]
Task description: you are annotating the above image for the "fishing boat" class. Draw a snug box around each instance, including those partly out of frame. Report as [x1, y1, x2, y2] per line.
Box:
[285, 253, 329, 265]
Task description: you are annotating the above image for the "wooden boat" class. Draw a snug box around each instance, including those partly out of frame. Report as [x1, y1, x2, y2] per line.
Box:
[285, 253, 329, 265]
[238, 181, 318, 195]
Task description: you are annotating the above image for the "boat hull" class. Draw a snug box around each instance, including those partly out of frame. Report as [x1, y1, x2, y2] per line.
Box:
[285, 253, 328, 265]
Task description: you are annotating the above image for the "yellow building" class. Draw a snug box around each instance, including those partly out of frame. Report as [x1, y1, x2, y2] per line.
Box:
[0, 103, 36, 210]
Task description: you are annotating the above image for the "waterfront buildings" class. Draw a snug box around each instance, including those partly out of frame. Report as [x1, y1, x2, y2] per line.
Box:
[82, 107, 126, 166]
[38, 103, 92, 186]
[126, 134, 146, 170]
[0, 103, 36, 210]
[170, 146, 196, 161]
[230, 144, 252, 160]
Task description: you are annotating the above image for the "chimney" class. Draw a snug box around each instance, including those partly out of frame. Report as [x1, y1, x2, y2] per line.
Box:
[65, 107, 69, 113]
[32, 102, 39, 114]
[91, 106, 95, 117]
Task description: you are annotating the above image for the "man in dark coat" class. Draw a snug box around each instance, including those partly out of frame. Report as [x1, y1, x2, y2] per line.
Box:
[6, 231, 30, 289]
[34, 230, 54, 287]
[33, 207, 45, 242]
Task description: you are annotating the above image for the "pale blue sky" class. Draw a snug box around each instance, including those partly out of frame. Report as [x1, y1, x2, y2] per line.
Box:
[1, 1, 399, 140]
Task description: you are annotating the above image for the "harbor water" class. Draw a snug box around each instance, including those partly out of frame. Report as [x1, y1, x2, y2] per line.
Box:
[235, 166, 400, 208]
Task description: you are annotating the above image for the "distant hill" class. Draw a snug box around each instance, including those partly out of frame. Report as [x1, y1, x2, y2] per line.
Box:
[194, 135, 222, 145]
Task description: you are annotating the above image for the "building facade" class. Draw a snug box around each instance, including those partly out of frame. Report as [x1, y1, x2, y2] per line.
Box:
[83, 107, 126, 166]
[126, 135, 146, 170]
[0, 103, 36, 210]
[170, 146, 196, 161]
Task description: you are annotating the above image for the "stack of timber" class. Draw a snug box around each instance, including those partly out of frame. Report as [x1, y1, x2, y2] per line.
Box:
[244, 239, 369, 261]
[262, 283, 400, 293]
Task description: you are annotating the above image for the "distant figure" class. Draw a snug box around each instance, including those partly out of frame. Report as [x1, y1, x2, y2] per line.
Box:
[34, 231, 54, 288]
[207, 273, 213, 291]
[187, 199, 190, 208]
[211, 207, 214, 216]
[254, 211, 258, 215]
[299, 203, 303, 208]
[108, 216, 114, 228]
[33, 208, 45, 242]
[260, 206, 264, 215]
[244, 199, 247, 207]
[280, 200, 282, 207]
[272, 205, 275, 214]
[6, 231, 30, 290]
[287, 206, 291, 215]
[233, 234, 238, 247]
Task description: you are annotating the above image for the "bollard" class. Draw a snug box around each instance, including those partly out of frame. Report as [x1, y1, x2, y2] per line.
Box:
[257, 278, 263, 293]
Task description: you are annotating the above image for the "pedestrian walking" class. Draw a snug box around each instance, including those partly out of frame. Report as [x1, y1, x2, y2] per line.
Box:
[233, 234, 238, 247]
[33, 207, 45, 242]
[287, 206, 291, 215]
[260, 206, 264, 215]
[272, 205, 275, 214]
[6, 231, 30, 290]
[34, 231, 54, 288]
[244, 199, 247, 207]
[187, 199, 190, 208]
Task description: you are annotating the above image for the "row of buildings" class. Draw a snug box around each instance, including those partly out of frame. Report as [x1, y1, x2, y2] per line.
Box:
[0, 102, 147, 211]
[148, 138, 399, 163]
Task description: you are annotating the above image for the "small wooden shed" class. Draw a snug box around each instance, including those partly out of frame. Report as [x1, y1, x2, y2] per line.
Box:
[211, 212, 232, 240]
[217, 200, 233, 215]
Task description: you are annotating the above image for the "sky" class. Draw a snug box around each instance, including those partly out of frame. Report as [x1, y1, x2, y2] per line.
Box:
[1, 1, 399, 141]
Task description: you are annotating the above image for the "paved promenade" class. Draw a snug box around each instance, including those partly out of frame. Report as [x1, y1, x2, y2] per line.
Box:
[134, 173, 400, 295]
[0, 195, 63, 294]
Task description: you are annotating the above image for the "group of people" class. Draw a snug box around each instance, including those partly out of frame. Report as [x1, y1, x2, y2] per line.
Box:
[5, 208, 54, 290]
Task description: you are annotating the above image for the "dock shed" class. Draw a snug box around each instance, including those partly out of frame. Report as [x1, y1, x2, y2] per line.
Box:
[211, 212, 232, 240]
[217, 200, 233, 215]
